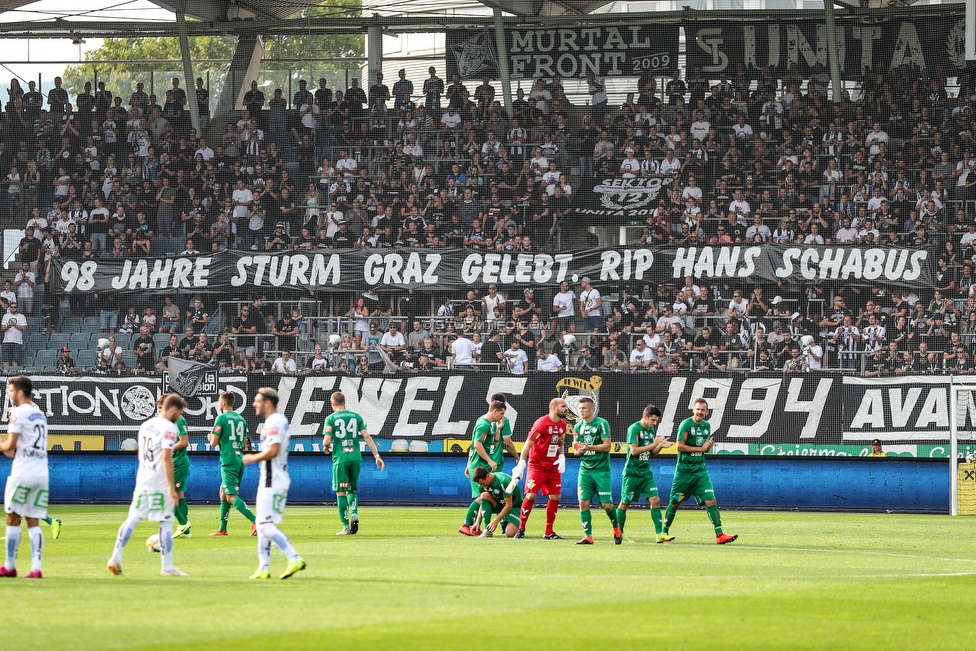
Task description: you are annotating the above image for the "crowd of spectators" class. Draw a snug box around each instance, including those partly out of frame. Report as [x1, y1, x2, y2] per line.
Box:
[1, 59, 975, 375]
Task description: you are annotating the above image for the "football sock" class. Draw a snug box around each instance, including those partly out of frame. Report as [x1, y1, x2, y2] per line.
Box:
[257, 534, 271, 572]
[259, 523, 301, 563]
[112, 515, 140, 561]
[706, 505, 723, 535]
[348, 492, 359, 519]
[159, 523, 174, 571]
[479, 498, 494, 530]
[219, 501, 230, 532]
[651, 506, 663, 535]
[519, 496, 536, 530]
[27, 526, 42, 573]
[464, 500, 479, 527]
[233, 497, 256, 523]
[544, 500, 559, 536]
[41, 516, 52, 526]
[338, 495, 350, 527]
[580, 509, 592, 537]
[5, 525, 20, 570]
[174, 501, 187, 526]
[604, 506, 618, 528]
[663, 503, 678, 532]
[177, 499, 189, 525]
[615, 508, 627, 534]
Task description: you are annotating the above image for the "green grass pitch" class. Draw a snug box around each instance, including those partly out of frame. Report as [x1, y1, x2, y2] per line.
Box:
[1, 506, 975, 651]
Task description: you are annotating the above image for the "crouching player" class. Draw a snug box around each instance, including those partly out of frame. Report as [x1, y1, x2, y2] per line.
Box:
[460, 400, 508, 536]
[471, 466, 521, 538]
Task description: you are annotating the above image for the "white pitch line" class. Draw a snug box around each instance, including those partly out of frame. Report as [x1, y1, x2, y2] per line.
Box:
[724, 544, 976, 564]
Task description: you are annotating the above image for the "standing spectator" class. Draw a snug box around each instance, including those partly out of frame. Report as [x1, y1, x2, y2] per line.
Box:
[482, 284, 505, 325]
[423, 66, 444, 115]
[231, 304, 258, 370]
[273, 311, 298, 352]
[579, 277, 602, 332]
[450, 333, 477, 370]
[132, 325, 156, 374]
[13, 261, 35, 316]
[552, 280, 576, 331]
[186, 297, 209, 330]
[160, 296, 181, 334]
[480, 329, 505, 371]
[502, 339, 528, 375]
[406, 320, 428, 352]
[586, 70, 608, 121]
[801, 335, 824, 370]
[1, 302, 26, 368]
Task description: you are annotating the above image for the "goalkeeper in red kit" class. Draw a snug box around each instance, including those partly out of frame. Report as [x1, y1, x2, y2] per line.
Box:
[511, 397, 572, 540]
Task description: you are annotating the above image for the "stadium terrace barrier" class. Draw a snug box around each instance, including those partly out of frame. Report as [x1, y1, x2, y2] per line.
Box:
[5, 373, 974, 458]
[1, 454, 948, 513]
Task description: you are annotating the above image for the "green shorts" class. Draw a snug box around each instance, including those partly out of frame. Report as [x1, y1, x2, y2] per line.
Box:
[173, 460, 190, 493]
[577, 468, 613, 504]
[220, 464, 245, 496]
[488, 500, 520, 530]
[668, 470, 715, 505]
[620, 474, 659, 505]
[332, 458, 362, 493]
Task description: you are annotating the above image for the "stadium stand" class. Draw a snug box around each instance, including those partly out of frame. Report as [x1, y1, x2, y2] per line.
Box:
[1, 58, 974, 378]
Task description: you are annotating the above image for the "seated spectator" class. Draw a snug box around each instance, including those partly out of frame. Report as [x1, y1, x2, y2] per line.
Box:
[213, 332, 235, 368]
[380, 322, 406, 361]
[306, 344, 329, 374]
[100, 336, 126, 373]
[189, 332, 213, 363]
[270, 350, 297, 375]
[536, 345, 563, 372]
[56, 345, 76, 374]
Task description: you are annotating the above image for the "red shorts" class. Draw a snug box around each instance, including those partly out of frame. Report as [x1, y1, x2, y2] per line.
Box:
[525, 463, 562, 497]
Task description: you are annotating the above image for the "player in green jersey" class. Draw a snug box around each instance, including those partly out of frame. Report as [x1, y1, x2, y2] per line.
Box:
[323, 391, 385, 535]
[663, 398, 737, 544]
[571, 396, 621, 545]
[471, 466, 521, 537]
[459, 399, 508, 536]
[162, 396, 192, 539]
[207, 392, 257, 536]
[615, 404, 672, 543]
[487, 392, 518, 478]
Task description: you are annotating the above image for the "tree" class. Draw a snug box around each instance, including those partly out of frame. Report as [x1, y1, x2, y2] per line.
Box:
[61, 0, 364, 105]
[62, 36, 236, 100]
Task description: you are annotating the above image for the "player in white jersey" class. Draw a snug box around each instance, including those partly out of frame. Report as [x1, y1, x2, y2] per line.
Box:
[0, 376, 48, 578]
[244, 387, 305, 580]
[107, 393, 187, 577]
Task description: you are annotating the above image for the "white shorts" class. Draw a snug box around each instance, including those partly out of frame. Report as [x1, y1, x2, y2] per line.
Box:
[127, 487, 174, 523]
[4, 474, 49, 519]
[255, 485, 288, 525]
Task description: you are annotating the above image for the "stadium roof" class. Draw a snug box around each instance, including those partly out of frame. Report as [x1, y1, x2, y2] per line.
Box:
[0, 0, 947, 36]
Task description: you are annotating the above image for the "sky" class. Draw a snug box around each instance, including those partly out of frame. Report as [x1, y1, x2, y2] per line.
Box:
[0, 0, 175, 83]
